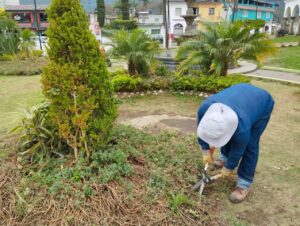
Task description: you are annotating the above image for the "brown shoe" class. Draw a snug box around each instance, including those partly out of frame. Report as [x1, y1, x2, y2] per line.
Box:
[229, 187, 249, 203]
[213, 159, 225, 169]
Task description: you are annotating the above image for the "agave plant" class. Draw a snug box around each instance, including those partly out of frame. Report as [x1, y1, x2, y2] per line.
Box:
[12, 102, 68, 159]
[177, 21, 276, 76]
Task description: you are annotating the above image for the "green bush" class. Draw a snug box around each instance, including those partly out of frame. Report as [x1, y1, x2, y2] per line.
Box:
[111, 73, 143, 92]
[42, 0, 117, 160]
[154, 64, 171, 77]
[171, 74, 250, 93]
[12, 102, 69, 161]
[111, 19, 137, 30]
[0, 54, 13, 61]
[32, 50, 43, 58]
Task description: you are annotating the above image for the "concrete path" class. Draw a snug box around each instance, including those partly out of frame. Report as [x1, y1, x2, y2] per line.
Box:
[228, 60, 257, 74]
[246, 69, 300, 84]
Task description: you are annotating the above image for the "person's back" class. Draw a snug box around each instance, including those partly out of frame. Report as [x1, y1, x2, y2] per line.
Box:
[205, 83, 274, 125]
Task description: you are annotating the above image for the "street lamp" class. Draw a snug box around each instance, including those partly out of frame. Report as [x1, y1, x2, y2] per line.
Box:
[33, 0, 42, 50]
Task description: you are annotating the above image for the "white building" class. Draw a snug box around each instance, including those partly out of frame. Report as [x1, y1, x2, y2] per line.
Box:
[284, 0, 300, 34]
[137, 11, 166, 47]
[167, 0, 187, 39]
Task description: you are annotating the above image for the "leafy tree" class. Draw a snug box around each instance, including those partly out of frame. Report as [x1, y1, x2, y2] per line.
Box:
[111, 29, 161, 76]
[121, 0, 130, 20]
[0, 11, 20, 55]
[42, 0, 117, 160]
[177, 21, 276, 76]
[97, 0, 105, 27]
[18, 28, 35, 58]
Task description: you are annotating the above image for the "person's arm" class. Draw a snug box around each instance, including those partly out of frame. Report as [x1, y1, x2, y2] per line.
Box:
[225, 131, 250, 170]
[197, 101, 211, 150]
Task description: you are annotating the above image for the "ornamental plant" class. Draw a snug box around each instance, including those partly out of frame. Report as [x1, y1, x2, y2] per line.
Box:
[41, 0, 117, 160]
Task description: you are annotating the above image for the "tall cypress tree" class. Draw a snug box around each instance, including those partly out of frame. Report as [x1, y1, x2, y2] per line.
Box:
[97, 0, 105, 27]
[121, 0, 129, 20]
[42, 0, 117, 160]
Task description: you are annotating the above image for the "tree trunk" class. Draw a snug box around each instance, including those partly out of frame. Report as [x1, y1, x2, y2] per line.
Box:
[220, 62, 228, 76]
[128, 59, 136, 76]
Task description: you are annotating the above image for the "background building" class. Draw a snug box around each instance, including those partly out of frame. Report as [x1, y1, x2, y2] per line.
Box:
[283, 0, 300, 34]
[167, 0, 188, 38]
[137, 11, 166, 47]
[192, 0, 223, 29]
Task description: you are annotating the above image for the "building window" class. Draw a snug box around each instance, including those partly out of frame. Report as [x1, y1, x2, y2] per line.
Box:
[193, 7, 199, 15]
[242, 10, 248, 17]
[257, 11, 262, 18]
[209, 8, 215, 15]
[175, 8, 182, 16]
[12, 12, 31, 23]
[151, 29, 160, 35]
[39, 12, 48, 22]
[155, 18, 159, 22]
[266, 12, 270, 18]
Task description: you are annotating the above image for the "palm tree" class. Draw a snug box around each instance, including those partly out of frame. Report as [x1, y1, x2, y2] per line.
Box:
[19, 28, 35, 58]
[176, 21, 276, 76]
[111, 29, 161, 76]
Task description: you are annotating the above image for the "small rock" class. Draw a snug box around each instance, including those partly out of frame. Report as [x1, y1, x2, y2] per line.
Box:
[158, 89, 163, 94]
[140, 93, 145, 96]
[180, 92, 184, 95]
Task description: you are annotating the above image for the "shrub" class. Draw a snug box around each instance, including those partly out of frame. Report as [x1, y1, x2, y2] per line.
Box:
[154, 64, 171, 77]
[111, 19, 137, 30]
[171, 74, 250, 93]
[0, 12, 20, 55]
[12, 102, 69, 161]
[41, 0, 117, 160]
[111, 73, 143, 92]
[32, 50, 43, 58]
[0, 54, 13, 61]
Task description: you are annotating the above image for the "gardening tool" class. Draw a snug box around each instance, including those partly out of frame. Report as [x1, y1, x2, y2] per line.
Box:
[191, 162, 223, 196]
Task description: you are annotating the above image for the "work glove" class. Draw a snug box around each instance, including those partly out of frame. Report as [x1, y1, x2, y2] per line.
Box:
[202, 152, 213, 164]
[221, 167, 234, 177]
[202, 147, 215, 164]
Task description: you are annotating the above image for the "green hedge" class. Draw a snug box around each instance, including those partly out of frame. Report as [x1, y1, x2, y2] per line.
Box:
[171, 74, 250, 93]
[111, 20, 137, 30]
[110, 70, 250, 93]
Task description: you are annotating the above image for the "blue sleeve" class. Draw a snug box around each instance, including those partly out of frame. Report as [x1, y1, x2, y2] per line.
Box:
[225, 131, 250, 170]
[197, 101, 211, 150]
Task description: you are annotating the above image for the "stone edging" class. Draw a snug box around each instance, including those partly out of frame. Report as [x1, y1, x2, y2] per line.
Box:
[115, 90, 212, 99]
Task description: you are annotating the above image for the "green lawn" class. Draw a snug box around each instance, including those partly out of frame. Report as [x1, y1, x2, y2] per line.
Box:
[264, 46, 300, 70]
[272, 35, 300, 43]
[0, 75, 299, 225]
[0, 75, 43, 137]
[0, 58, 48, 75]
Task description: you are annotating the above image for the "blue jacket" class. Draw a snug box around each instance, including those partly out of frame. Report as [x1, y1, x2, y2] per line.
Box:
[197, 83, 274, 170]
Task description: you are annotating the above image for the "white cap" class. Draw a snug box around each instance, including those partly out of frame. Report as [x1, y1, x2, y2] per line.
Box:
[197, 103, 238, 148]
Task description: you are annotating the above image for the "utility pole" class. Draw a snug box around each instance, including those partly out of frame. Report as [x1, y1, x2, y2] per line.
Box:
[231, 0, 238, 23]
[163, 0, 169, 49]
[33, 0, 42, 50]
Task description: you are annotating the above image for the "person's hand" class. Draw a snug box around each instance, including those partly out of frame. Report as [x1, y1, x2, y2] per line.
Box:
[221, 167, 234, 177]
[202, 151, 213, 164]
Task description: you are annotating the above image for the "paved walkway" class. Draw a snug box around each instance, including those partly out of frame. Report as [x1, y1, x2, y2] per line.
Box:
[246, 69, 300, 84]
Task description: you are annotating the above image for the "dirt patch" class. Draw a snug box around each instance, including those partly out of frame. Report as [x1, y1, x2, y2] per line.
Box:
[120, 114, 197, 134]
[161, 118, 197, 134]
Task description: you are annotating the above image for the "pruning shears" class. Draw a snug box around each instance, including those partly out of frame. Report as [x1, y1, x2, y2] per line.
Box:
[191, 162, 223, 197]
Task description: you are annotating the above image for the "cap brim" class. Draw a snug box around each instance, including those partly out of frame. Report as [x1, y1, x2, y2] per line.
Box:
[197, 103, 238, 148]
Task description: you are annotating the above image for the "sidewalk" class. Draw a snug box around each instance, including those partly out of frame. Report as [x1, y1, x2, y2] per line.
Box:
[245, 69, 300, 84]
